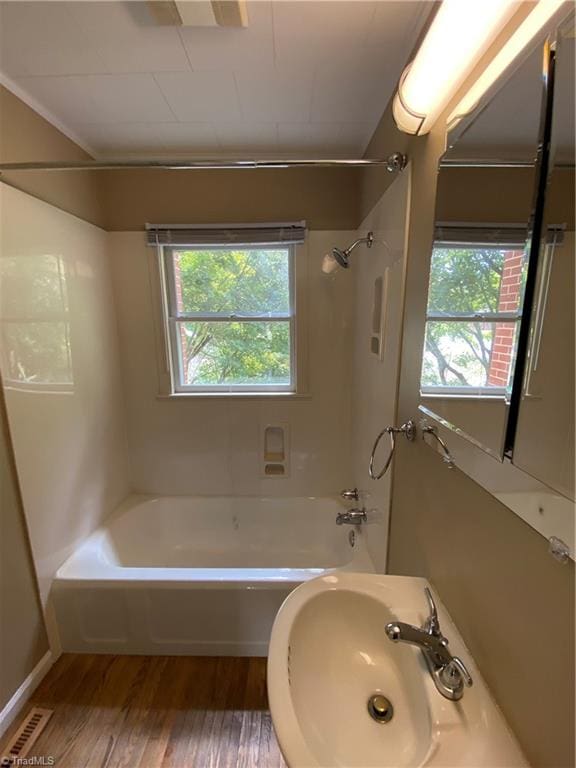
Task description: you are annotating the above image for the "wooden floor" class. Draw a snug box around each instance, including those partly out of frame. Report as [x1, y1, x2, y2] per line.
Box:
[1, 655, 286, 768]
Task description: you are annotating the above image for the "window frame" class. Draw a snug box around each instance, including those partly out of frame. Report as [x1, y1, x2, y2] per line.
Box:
[420, 242, 526, 397]
[160, 244, 297, 395]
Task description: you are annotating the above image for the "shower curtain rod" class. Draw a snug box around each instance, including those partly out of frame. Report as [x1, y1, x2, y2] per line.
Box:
[0, 153, 408, 173]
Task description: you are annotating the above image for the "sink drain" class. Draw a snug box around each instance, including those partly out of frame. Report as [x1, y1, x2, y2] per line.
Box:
[367, 694, 394, 723]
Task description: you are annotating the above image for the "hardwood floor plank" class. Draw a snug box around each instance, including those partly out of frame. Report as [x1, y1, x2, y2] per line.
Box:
[44, 656, 148, 767]
[243, 658, 268, 710]
[210, 658, 249, 768]
[259, 712, 286, 768]
[2, 655, 285, 768]
[237, 711, 263, 768]
[137, 656, 203, 768]
[106, 656, 169, 768]
[161, 657, 218, 768]
[10, 655, 112, 763]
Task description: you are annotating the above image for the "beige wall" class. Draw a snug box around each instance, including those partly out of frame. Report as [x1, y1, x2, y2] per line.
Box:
[0, 380, 48, 711]
[436, 165, 575, 227]
[436, 166, 534, 223]
[361, 69, 575, 768]
[100, 167, 361, 231]
[0, 185, 131, 645]
[0, 86, 105, 228]
[109, 230, 354, 497]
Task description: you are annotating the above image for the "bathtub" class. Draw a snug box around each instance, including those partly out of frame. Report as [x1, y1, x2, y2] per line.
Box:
[52, 495, 372, 655]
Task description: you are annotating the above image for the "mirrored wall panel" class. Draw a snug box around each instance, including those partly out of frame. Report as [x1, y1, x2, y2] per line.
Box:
[419, 43, 545, 459]
[419, 13, 575, 556]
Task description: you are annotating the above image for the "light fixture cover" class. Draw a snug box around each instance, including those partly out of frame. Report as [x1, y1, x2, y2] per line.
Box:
[394, 0, 519, 135]
[447, 0, 569, 129]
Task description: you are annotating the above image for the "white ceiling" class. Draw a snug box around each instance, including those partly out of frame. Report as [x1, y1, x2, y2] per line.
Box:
[0, 0, 431, 159]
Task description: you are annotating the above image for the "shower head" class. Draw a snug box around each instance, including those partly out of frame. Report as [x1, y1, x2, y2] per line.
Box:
[331, 247, 350, 269]
[322, 231, 374, 274]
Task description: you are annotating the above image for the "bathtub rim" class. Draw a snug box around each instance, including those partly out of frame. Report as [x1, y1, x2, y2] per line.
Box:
[54, 492, 371, 587]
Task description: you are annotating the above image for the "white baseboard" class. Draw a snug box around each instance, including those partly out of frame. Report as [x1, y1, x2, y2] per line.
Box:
[59, 640, 269, 656]
[0, 651, 53, 738]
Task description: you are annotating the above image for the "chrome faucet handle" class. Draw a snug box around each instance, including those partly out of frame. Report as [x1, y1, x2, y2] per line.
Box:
[442, 657, 473, 688]
[336, 508, 367, 525]
[423, 587, 442, 637]
[340, 488, 360, 502]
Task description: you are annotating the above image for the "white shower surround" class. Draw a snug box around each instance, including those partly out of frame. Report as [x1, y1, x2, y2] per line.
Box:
[53, 495, 373, 655]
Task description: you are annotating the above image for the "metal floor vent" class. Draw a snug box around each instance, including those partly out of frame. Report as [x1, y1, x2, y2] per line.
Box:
[2, 708, 53, 762]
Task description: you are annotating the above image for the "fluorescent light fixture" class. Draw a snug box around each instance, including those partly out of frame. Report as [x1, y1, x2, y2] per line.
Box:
[393, 0, 519, 135]
[175, 1, 217, 27]
[147, 0, 247, 27]
[447, 0, 568, 129]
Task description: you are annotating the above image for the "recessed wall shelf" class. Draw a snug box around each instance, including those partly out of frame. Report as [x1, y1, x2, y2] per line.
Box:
[370, 269, 389, 360]
[263, 424, 289, 478]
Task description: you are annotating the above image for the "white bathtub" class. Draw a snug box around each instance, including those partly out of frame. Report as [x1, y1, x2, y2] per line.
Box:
[52, 495, 372, 655]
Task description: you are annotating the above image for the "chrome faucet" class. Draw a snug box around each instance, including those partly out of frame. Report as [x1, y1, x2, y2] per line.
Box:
[336, 488, 367, 525]
[336, 508, 367, 525]
[385, 587, 473, 701]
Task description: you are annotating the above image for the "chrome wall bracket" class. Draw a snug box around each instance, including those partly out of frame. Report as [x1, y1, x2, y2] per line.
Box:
[386, 152, 408, 173]
[548, 536, 571, 564]
[369, 420, 416, 480]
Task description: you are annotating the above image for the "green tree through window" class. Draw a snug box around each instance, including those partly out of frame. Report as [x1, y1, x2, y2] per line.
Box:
[422, 246, 527, 391]
[164, 247, 293, 391]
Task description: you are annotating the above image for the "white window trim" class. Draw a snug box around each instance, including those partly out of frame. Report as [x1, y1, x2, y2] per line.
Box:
[158, 244, 298, 396]
[421, 385, 509, 397]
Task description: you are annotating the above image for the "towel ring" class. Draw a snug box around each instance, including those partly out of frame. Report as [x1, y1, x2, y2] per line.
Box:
[369, 420, 416, 480]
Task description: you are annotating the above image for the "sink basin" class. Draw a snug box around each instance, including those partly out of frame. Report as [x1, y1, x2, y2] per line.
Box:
[267, 572, 527, 768]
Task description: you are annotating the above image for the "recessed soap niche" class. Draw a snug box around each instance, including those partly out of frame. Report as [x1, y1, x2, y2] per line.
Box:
[370, 268, 389, 360]
[262, 424, 290, 478]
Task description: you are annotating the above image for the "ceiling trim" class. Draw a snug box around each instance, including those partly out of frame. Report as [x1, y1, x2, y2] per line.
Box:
[0, 71, 98, 158]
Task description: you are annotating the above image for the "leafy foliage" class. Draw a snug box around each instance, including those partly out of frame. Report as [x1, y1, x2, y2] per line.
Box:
[173, 248, 291, 387]
[422, 247, 523, 388]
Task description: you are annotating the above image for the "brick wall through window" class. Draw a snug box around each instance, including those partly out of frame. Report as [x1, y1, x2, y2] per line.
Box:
[487, 249, 524, 387]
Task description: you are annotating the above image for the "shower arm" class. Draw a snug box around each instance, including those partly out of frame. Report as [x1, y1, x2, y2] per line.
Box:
[345, 232, 374, 255]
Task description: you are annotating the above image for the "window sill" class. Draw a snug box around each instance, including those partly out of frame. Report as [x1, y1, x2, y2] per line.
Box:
[421, 392, 508, 402]
[156, 392, 311, 401]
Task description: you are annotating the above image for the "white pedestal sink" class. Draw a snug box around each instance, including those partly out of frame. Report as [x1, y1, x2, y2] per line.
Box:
[267, 572, 527, 768]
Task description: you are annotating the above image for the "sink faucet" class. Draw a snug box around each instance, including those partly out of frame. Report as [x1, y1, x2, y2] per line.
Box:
[385, 587, 473, 701]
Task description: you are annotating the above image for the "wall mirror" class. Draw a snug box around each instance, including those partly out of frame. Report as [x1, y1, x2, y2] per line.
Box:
[419, 15, 575, 557]
[419, 41, 544, 460]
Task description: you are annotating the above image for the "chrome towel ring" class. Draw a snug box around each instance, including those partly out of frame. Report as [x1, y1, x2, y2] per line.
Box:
[369, 420, 416, 480]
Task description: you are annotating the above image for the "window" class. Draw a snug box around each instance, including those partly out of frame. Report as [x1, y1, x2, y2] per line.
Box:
[162, 246, 295, 393]
[421, 236, 528, 396]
